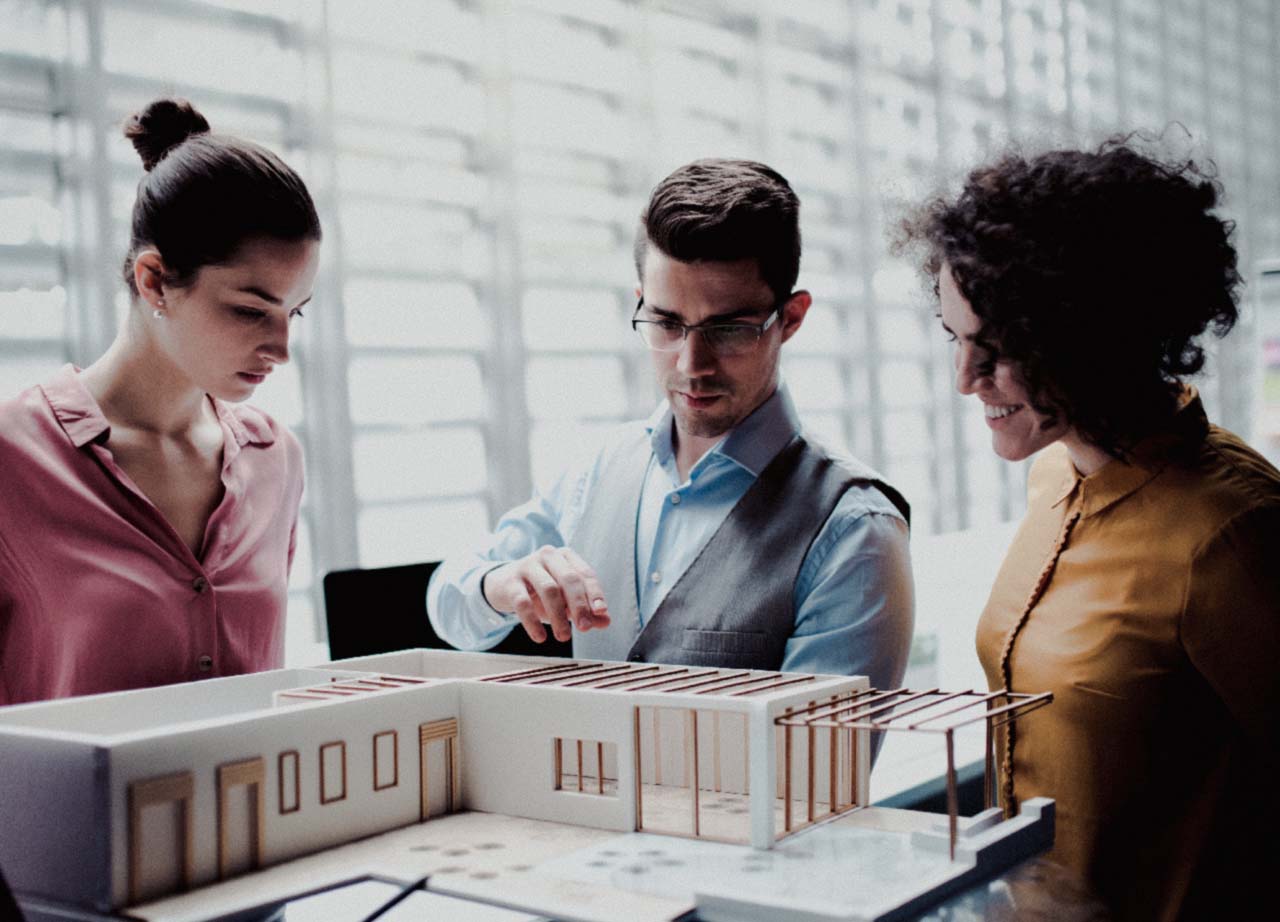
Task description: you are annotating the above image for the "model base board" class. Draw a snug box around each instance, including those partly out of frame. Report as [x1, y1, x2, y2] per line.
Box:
[108, 801, 1053, 922]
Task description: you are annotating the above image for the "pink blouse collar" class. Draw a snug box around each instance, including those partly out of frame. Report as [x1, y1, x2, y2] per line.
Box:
[40, 364, 277, 450]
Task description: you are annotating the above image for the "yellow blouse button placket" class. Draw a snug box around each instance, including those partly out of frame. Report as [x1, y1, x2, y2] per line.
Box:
[997, 506, 1082, 818]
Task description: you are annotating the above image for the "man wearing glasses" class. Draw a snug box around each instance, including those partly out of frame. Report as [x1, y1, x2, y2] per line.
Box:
[428, 159, 912, 691]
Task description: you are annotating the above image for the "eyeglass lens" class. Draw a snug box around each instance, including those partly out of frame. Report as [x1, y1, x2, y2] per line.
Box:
[636, 320, 763, 355]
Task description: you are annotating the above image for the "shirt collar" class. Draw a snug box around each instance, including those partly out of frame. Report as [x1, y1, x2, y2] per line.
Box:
[40, 364, 276, 450]
[41, 364, 110, 447]
[1051, 387, 1209, 518]
[645, 382, 802, 478]
[215, 400, 277, 448]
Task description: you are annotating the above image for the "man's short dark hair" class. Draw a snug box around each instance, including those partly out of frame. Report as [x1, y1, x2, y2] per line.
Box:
[634, 158, 801, 302]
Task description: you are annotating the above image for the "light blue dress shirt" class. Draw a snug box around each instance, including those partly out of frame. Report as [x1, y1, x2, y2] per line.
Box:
[427, 384, 914, 691]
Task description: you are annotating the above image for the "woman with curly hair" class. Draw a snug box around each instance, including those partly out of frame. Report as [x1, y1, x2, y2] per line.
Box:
[0, 98, 320, 704]
[901, 141, 1280, 920]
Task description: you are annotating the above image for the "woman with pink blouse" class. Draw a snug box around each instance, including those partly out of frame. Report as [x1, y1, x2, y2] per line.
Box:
[0, 98, 320, 705]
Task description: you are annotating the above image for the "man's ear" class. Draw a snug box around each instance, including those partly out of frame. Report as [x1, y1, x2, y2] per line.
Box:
[779, 290, 812, 343]
[133, 250, 168, 309]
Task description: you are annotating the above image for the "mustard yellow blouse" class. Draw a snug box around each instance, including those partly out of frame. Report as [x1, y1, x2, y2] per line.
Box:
[976, 392, 1280, 921]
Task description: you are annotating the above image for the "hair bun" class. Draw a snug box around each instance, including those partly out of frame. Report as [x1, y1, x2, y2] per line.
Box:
[123, 98, 211, 171]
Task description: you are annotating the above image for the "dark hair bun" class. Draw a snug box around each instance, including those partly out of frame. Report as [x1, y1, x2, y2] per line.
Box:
[123, 98, 211, 171]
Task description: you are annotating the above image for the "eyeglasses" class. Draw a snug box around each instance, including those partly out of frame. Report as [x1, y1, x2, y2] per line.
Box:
[631, 296, 787, 357]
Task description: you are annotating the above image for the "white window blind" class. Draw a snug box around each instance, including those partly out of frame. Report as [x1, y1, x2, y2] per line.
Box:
[2, 0, 1277, 675]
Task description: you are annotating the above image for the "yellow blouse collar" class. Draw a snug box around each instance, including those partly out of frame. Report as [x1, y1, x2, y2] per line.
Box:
[1050, 387, 1208, 518]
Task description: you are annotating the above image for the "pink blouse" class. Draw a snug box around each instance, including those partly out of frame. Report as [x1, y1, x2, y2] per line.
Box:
[0, 365, 304, 705]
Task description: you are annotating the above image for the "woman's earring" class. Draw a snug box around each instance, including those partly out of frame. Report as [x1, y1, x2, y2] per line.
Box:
[153, 298, 165, 320]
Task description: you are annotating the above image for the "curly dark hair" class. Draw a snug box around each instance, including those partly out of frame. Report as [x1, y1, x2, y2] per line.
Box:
[898, 137, 1241, 458]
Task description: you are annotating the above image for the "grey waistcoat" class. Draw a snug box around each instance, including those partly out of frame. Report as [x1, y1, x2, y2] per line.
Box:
[570, 430, 909, 670]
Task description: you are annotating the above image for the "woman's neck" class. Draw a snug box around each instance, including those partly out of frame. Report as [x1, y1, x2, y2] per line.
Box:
[80, 315, 212, 437]
[1061, 429, 1115, 477]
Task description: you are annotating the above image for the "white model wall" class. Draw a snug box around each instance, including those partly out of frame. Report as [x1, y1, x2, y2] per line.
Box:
[106, 684, 461, 908]
[0, 669, 362, 736]
[326, 648, 552, 680]
[0, 734, 112, 910]
[459, 681, 635, 833]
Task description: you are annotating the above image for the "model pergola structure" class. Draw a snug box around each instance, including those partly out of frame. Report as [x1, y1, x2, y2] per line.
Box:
[773, 687, 1052, 857]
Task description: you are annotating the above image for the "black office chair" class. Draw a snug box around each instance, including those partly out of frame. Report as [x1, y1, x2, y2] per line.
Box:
[322, 561, 572, 660]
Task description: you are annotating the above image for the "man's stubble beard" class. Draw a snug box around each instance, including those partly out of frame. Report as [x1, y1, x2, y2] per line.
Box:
[665, 373, 737, 439]
[672, 405, 738, 439]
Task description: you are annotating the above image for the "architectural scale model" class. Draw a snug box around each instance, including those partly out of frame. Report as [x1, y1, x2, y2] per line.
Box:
[0, 649, 1053, 922]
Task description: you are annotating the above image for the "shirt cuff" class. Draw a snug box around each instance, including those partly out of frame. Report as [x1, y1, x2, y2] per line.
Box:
[470, 563, 518, 632]
[478, 563, 512, 617]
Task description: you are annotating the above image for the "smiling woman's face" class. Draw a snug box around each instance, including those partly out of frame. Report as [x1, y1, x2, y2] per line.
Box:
[938, 262, 1069, 463]
[145, 236, 319, 402]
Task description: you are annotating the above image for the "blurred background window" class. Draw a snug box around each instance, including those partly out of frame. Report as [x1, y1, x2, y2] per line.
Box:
[2, 0, 1276, 684]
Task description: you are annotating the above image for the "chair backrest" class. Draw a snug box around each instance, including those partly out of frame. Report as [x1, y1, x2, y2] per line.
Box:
[322, 561, 571, 661]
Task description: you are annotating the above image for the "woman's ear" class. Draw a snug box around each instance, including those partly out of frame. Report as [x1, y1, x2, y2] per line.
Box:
[132, 250, 168, 310]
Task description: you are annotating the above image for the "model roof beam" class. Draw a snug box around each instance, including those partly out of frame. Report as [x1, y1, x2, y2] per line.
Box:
[518, 663, 623, 684]
[774, 689, 1052, 732]
[613, 669, 723, 691]
[652, 670, 755, 694]
[693, 673, 807, 695]
[586, 666, 666, 688]
[553, 665, 643, 686]
[525, 663, 633, 685]
[727, 674, 818, 697]
[481, 662, 588, 683]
